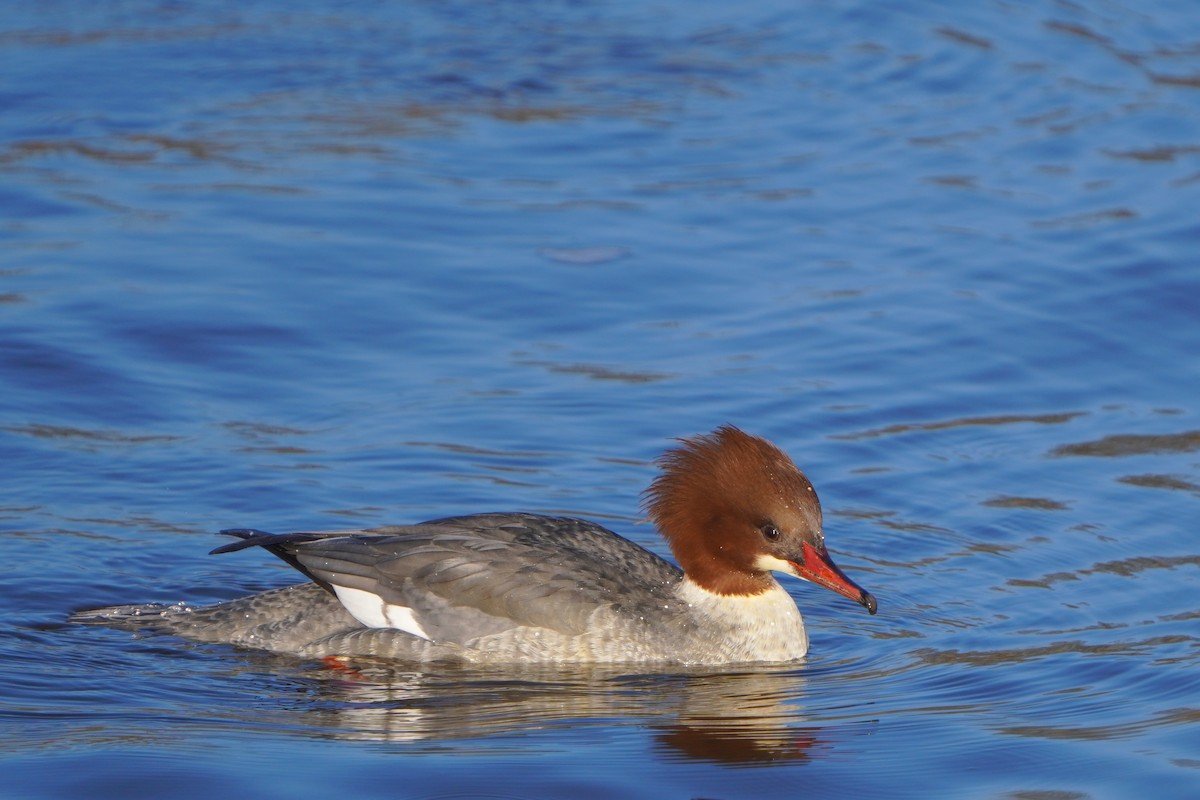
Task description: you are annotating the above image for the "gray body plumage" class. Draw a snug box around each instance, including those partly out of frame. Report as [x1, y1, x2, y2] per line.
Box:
[73, 513, 810, 664]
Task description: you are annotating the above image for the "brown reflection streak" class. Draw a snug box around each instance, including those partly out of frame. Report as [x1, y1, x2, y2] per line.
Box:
[404, 441, 552, 459]
[515, 359, 673, 383]
[3, 23, 246, 47]
[236, 446, 314, 455]
[874, 629, 923, 640]
[878, 519, 952, 535]
[925, 174, 977, 188]
[61, 515, 200, 535]
[1086, 554, 1200, 578]
[1006, 554, 1200, 589]
[1150, 73, 1200, 88]
[1030, 208, 1137, 229]
[834, 412, 1085, 441]
[1008, 572, 1079, 589]
[1051, 430, 1200, 457]
[1, 139, 156, 165]
[914, 634, 1192, 667]
[1118, 474, 1200, 494]
[982, 496, 1068, 510]
[223, 421, 312, 437]
[447, 472, 541, 489]
[1, 134, 241, 169]
[1044, 21, 1111, 45]
[1000, 707, 1200, 742]
[4, 424, 180, 444]
[490, 106, 579, 123]
[866, 541, 1016, 574]
[125, 134, 228, 160]
[935, 27, 993, 50]
[832, 508, 896, 520]
[1043, 19, 1200, 94]
[909, 127, 996, 147]
[1104, 145, 1200, 162]
[325, 507, 386, 518]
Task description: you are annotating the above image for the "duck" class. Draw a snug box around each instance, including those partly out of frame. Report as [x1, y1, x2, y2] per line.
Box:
[72, 425, 876, 665]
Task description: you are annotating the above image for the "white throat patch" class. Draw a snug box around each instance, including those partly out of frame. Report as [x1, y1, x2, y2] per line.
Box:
[675, 576, 808, 661]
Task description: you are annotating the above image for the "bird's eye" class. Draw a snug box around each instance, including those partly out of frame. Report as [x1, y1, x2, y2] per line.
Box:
[760, 523, 781, 541]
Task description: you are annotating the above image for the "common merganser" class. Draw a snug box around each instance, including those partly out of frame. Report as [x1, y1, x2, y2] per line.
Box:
[72, 426, 877, 665]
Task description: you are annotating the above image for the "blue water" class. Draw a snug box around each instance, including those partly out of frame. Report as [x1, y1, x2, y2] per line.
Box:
[3, 1, 1199, 798]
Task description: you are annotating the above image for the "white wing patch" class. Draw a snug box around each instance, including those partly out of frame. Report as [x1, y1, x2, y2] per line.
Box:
[332, 585, 432, 641]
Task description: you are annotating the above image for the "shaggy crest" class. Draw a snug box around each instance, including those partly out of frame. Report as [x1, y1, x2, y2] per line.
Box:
[643, 425, 823, 595]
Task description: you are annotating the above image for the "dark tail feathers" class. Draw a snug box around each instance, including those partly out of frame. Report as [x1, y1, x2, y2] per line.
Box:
[211, 528, 338, 595]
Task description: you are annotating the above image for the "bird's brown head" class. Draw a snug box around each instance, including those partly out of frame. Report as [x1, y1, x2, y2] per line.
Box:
[643, 425, 876, 614]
